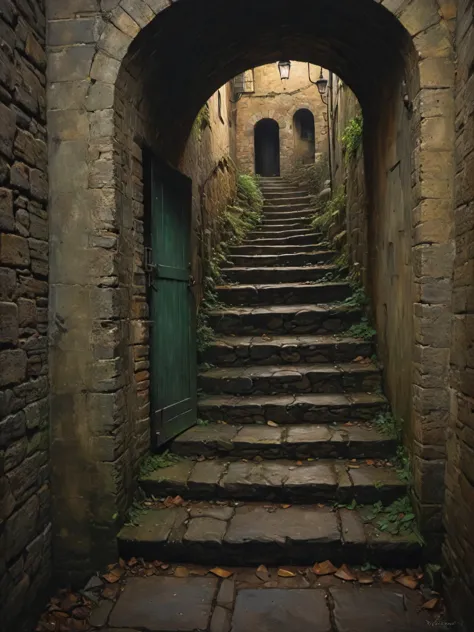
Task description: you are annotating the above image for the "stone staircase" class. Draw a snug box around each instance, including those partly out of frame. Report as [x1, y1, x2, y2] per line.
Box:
[118, 177, 421, 568]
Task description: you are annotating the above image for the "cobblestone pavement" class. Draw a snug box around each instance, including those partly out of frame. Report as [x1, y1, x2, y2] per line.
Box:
[35, 561, 457, 632]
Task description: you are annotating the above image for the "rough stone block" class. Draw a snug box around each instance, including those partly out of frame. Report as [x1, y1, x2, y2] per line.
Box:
[0, 301, 19, 345]
[0, 102, 16, 159]
[5, 494, 39, 562]
[0, 187, 14, 232]
[0, 349, 27, 386]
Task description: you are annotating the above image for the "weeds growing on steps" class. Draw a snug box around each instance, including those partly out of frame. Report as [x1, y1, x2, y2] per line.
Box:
[197, 174, 263, 353]
[347, 317, 376, 341]
[139, 450, 182, 477]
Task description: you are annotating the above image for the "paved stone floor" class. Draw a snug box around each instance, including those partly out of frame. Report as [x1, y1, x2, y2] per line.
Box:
[36, 562, 458, 632]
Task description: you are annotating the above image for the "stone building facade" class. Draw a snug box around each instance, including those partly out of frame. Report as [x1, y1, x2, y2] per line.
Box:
[0, 0, 473, 630]
[235, 62, 328, 176]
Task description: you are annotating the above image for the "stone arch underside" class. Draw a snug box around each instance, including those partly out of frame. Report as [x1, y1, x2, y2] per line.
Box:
[47, 0, 455, 578]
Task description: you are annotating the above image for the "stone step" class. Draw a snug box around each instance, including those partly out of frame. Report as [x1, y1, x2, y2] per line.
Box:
[263, 190, 310, 199]
[216, 282, 352, 306]
[227, 251, 336, 267]
[138, 457, 404, 505]
[243, 233, 320, 246]
[201, 334, 374, 366]
[198, 363, 381, 395]
[118, 502, 421, 567]
[198, 392, 387, 424]
[263, 197, 312, 207]
[264, 213, 314, 223]
[208, 303, 363, 336]
[172, 422, 396, 460]
[229, 243, 323, 256]
[247, 228, 315, 238]
[261, 220, 312, 228]
[263, 203, 311, 213]
[221, 265, 337, 285]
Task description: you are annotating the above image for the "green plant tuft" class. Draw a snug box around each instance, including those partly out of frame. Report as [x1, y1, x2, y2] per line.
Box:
[140, 450, 182, 477]
[373, 411, 403, 440]
[192, 103, 211, 141]
[347, 317, 376, 340]
[341, 114, 363, 161]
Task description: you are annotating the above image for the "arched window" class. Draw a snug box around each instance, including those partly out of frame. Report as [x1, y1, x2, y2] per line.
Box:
[254, 119, 280, 177]
[293, 109, 316, 164]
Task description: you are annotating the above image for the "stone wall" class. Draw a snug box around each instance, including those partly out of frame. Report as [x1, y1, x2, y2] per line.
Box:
[443, 0, 474, 628]
[327, 14, 456, 556]
[0, 0, 51, 628]
[236, 62, 328, 176]
[48, 2, 237, 579]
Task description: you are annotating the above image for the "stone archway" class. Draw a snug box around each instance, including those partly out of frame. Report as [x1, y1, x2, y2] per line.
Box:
[46, 0, 455, 578]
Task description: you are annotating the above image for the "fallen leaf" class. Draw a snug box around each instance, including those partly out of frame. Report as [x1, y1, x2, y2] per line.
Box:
[347, 464, 360, 469]
[395, 575, 419, 590]
[281, 504, 291, 509]
[174, 566, 190, 578]
[365, 459, 375, 466]
[357, 573, 374, 585]
[145, 568, 155, 577]
[210, 567, 234, 578]
[381, 570, 394, 584]
[354, 356, 364, 363]
[102, 584, 121, 600]
[189, 568, 209, 576]
[128, 557, 138, 567]
[160, 563, 170, 570]
[312, 560, 337, 576]
[296, 461, 303, 466]
[71, 607, 89, 620]
[278, 568, 296, 578]
[335, 564, 357, 581]
[256, 565, 271, 581]
[267, 421, 279, 427]
[317, 503, 325, 509]
[102, 569, 124, 584]
[344, 422, 354, 426]
[422, 598, 440, 610]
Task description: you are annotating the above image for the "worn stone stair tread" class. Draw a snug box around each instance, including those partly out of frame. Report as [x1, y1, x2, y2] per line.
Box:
[198, 392, 387, 424]
[171, 422, 396, 459]
[139, 457, 404, 506]
[198, 361, 380, 395]
[202, 333, 374, 366]
[216, 282, 352, 307]
[208, 303, 363, 336]
[248, 228, 315, 237]
[222, 265, 336, 274]
[117, 502, 421, 566]
[221, 265, 338, 285]
[227, 252, 336, 267]
[229, 244, 325, 254]
[243, 234, 320, 245]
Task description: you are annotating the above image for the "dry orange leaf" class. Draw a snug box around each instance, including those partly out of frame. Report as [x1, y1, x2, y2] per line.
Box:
[357, 573, 374, 585]
[102, 569, 123, 584]
[381, 570, 394, 584]
[267, 421, 279, 427]
[312, 560, 337, 576]
[281, 504, 291, 509]
[354, 356, 364, 363]
[278, 568, 296, 578]
[395, 575, 419, 590]
[365, 459, 375, 466]
[210, 567, 234, 578]
[189, 568, 209, 576]
[422, 598, 440, 610]
[335, 564, 357, 582]
[347, 464, 360, 469]
[296, 461, 303, 466]
[256, 565, 271, 581]
[174, 566, 190, 578]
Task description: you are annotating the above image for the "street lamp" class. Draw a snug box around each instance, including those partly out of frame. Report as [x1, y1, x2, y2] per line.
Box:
[278, 60, 291, 80]
[308, 64, 328, 104]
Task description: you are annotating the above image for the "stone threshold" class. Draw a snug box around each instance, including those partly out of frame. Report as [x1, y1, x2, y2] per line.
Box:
[118, 502, 420, 567]
[198, 392, 387, 424]
[139, 457, 404, 504]
[171, 422, 396, 459]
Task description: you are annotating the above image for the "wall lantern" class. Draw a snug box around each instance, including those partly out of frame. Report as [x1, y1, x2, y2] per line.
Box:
[308, 64, 328, 104]
[278, 60, 291, 80]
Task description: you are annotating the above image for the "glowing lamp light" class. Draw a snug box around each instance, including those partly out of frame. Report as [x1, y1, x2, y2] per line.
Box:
[278, 60, 291, 80]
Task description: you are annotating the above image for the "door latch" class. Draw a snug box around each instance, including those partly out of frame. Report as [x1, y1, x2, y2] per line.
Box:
[188, 274, 196, 288]
[145, 247, 157, 288]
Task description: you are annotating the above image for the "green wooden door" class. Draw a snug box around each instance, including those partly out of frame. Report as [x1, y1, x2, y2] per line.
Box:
[147, 156, 196, 447]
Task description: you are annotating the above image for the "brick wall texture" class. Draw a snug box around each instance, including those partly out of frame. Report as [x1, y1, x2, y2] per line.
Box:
[0, 0, 51, 628]
[443, 0, 474, 628]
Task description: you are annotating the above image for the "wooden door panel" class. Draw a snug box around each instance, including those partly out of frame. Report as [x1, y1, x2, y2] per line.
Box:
[147, 155, 196, 446]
